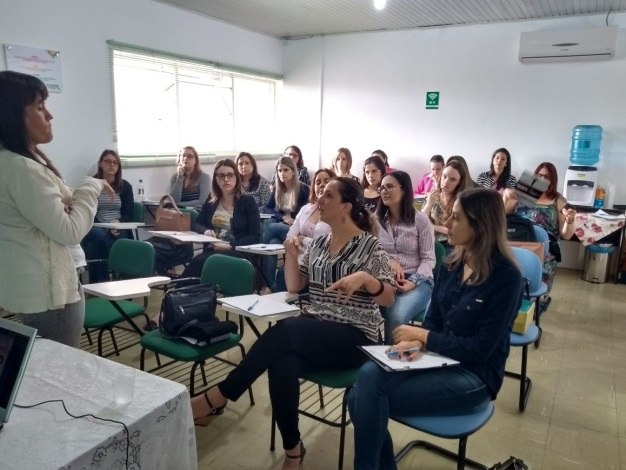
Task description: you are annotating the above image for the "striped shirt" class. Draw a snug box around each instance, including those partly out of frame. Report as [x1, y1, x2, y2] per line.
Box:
[377, 212, 436, 279]
[299, 232, 393, 342]
[181, 184, 200, 203]
[476, 172, 517, 192]
[95, 191, 121, 222]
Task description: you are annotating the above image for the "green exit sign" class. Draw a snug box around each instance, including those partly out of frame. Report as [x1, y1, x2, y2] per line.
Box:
[426, 91, 439, 109]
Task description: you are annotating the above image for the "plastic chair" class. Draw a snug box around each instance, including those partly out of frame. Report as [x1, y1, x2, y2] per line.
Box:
[139, 254, 255, 402]
[83, 239, 155, 356]
[131, 202, 145, 222]
[393, 400, 494, 470]
[506, 323, 540, 412]
[533, 225, 550, 259]
[511, 247, 548, 347]
[270, 367, 360, 470]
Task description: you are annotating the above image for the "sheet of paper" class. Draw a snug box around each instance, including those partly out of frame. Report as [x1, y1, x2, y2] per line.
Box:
[360, 345, 459, 371]
[148, 231, 220, 243]
[219, 294, 300, 317]
[593, 209, 625, 220]
[238, 244, 285, 252]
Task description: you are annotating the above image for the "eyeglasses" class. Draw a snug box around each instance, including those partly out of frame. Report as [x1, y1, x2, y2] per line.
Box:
[380, 184, 398, 193]
[537, 172, 550, 179]
[102, 160, 119, 166]
[216, 173, 236, 181]
[284, 152, 298, 158]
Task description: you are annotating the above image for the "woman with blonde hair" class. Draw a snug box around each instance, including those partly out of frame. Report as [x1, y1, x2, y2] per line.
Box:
[169, 145, 210, 207]
[333, 147, 359, 181]
[422, 159, 471, 245]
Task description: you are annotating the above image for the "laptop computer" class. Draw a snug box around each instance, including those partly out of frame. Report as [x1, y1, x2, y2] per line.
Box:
[0, 317, 37, 429]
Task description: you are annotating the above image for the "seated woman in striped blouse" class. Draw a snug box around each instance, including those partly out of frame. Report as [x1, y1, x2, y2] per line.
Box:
[376, 171, 436, 342]
[81, 149, 134, 282]
[190, 177, 395, 469]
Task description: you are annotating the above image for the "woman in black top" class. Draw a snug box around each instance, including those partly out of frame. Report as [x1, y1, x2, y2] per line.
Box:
[181, 159, 261, 277]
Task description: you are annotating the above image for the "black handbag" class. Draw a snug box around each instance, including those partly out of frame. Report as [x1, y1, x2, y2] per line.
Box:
[159, 283, 237, 342]
[489, 457, 528, 470]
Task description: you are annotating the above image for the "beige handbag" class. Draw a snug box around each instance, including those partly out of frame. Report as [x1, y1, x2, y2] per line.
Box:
[154, 195, 191, 233]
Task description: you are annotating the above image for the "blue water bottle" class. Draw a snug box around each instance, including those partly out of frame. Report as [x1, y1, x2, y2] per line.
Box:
[570, 125, 602, 166]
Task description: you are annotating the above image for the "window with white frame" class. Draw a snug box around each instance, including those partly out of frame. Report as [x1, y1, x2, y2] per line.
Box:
[109, 43, 281, 158]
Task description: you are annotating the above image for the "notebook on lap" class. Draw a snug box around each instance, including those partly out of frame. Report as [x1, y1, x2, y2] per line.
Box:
[0, 318, 37, 429]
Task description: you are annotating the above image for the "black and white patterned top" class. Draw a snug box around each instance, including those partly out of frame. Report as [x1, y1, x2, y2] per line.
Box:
[299, 232, 393, 342]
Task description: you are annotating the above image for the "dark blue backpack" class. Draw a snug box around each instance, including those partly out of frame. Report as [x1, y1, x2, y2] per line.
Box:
[506, 215, 537, 242]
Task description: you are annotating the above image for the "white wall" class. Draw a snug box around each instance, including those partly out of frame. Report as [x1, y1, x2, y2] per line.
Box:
[282, 14, 626, 205]
[0, 0, 282, 195]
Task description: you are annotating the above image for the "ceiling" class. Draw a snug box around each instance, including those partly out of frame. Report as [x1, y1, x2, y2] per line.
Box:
[154, 0, 626, 39]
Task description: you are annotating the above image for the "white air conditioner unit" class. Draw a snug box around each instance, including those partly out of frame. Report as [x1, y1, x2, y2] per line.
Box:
[519, 26, 618, 63]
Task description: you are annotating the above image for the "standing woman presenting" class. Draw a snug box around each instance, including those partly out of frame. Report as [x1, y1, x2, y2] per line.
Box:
[0, 71, 111, 347]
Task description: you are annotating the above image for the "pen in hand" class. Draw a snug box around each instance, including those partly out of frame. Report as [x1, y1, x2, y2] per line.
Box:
[247, 299, 259, 311]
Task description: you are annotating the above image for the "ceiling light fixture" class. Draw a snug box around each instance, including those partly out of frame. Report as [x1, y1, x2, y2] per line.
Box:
[374, 0, 386, 11]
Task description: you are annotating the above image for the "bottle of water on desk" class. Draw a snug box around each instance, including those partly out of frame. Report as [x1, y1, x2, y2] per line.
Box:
[137, 179, 145, 202]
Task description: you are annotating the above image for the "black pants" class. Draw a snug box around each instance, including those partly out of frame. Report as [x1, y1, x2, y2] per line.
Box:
[181, 248, 248, 278]
[219, 316, 373, 450]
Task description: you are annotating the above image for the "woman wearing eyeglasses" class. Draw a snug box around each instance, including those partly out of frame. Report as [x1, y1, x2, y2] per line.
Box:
[181, 159, 260, 277]
[376, 171, 436, 342]
[169, 146, 210, 208]
[81, 149, 134, 282]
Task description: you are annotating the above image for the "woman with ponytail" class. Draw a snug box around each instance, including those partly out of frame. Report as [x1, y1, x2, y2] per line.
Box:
[190, 177, 395, 469]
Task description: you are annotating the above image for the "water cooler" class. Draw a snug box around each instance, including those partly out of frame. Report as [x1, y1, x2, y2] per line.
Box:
[563, 125, 601, 207]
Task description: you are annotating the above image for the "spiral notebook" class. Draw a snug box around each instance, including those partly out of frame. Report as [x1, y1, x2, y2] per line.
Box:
[360, 345, 459, 372]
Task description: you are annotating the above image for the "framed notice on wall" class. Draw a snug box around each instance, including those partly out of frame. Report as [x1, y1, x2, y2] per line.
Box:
[3, 43, 63, 93]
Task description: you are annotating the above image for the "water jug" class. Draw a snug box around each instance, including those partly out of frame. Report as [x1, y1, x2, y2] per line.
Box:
[570, 125, 602, 166]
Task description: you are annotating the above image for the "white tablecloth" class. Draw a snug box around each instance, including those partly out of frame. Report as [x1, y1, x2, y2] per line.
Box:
[0, 339, 197, 470]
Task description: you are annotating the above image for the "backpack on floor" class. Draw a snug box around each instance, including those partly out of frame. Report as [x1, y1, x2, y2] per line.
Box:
[489, 456, 529, 470]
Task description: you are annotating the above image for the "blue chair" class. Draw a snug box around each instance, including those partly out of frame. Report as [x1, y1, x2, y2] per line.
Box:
[506, 323, 540, 412]
[511, 247, 548, 348]
[532, 224, 550, 259]
[393, 400, 494, 470]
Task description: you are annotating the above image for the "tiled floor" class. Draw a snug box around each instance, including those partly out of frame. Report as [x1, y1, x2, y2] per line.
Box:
[89, 268, 626, 468]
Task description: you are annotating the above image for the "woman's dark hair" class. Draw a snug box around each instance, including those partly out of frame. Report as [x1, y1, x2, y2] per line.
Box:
[430, 154, 445, 165]
[490, 147, 512, 190]
[177, 146, 203, 189]
[284, 145, 304, 169]
[211, 159, 242, 202]
[94, 149, 123, 193]
[309, 168, 336, 204]
[376, 171, 416, 227]
[371, 149, 389, 167]
[361, 155, 387, 190]
[534, 161, 558, 200]
[236, 151, 260, 190]
[446, 188, 516, 285]
[335, 177, 374, 233]
[0, 71, 61, 178]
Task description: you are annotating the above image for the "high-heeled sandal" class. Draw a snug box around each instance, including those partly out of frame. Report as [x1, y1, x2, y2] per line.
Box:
[193, 391, 226, 427]
[283, 441, 306, 468]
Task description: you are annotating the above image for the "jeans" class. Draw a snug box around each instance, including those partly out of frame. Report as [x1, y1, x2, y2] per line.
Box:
[382, 277, 433, 343]
[273, 267, 309, 294]
[261, 222, 290, 288]
[348, 361, 490, 470]
[81, 227, 131, 282]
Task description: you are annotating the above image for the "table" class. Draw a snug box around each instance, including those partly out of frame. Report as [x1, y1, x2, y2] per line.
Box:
[236, 244, 286, 288]
[93, 221, 146, 240]
[219, 292, 300, 337]
[149, 230, 220, 244]
[0, 339, 197, 470]
[573, 211, 625, 246]
[83, 276, 170, 336]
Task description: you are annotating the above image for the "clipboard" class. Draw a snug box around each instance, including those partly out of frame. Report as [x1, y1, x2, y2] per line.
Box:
[360, 345, 459, 372]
